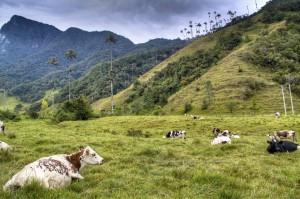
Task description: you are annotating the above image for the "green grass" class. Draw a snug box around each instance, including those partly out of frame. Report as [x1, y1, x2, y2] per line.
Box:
[1, 115, 300, 198]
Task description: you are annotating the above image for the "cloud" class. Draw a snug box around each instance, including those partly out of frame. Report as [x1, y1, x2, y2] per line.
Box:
[0, 0, 269, 43]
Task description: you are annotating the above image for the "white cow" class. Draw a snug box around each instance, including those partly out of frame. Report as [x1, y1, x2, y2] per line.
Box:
[3, 146, 104, 191]
[211, 136, 231, 145]
[0, 141, 12, 151]
[274, 112, 281, 119]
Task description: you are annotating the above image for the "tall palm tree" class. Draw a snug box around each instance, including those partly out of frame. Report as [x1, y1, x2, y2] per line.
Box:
[65, 49, 77, 101]
[180, 30, 185, 39]
[184, 28, 188, 37]
[47, 57, 59, 111]
[204, 22, 208, 33]
[105, 33, 117, 113]
[214, 11, 217, 27]
[208, 12, 211, 31]
[189, 21, 193, 38]
[216, 13, 221, 28]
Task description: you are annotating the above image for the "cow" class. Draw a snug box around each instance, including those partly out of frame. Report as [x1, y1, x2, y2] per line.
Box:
[274, 112, 280, 119]
[0, 121, 6, 135]
[273, 130, 297, 141]
[192, 115, 202, 120]
[163, 130, 186, 139]
[267, 137, 300, 155]
[0, 141, 12, 151]
[211, 136, 231, 145]
[3, 146, 104, 191]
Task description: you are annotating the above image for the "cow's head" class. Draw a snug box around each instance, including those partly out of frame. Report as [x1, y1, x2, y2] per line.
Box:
[179, 131, 186, 139]
[267, 138, 281, 154]
[80, 146, 104, 165]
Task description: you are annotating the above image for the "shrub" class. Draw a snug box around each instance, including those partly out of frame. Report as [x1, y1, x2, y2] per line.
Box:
[126, 128, 151, 138]
[0, 110, 20, 121]
[226, 101, 237, 113]
[27, 111, 39, 119]
[52, 95, 93, 123]
[184, 102, 192, 113]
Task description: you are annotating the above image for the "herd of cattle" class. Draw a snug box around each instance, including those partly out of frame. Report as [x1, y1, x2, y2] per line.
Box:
[1, 112, 300, 191]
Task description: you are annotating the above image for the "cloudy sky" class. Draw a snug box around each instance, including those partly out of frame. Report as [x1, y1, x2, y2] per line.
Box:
[0, 0, 269, 44]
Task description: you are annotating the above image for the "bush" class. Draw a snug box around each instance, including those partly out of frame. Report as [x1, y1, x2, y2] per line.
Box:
[27, 111, 39, 119]
[0, 110, 20, 121]
[127, 128, 152, 138]
[184, 102, 192, 113]
[52, 95, 94, 123]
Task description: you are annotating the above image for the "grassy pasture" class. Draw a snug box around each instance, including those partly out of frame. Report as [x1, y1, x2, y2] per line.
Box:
[1, 115, 300, 198]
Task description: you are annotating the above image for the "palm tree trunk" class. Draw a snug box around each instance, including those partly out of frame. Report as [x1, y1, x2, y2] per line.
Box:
[110, 47, 114, 113]
[68, 71, 71, 101]
[52, 87, 55, 112]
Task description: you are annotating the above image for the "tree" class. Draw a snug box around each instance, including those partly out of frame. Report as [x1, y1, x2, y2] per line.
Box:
[65, 49, 77, 101]
[40, 99, 49, 118]
[208, 12, 211, 31]
[226, 101, 237, 113]
[105, 33, 117, 113]
[189, 21, 193, 38]
[47, 57, 59, 111]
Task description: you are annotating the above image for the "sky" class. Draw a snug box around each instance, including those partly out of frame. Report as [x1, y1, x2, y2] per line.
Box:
[0, 0, 269, 44]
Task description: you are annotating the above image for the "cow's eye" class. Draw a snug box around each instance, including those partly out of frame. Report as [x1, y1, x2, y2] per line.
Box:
[92, 153, 96, 157]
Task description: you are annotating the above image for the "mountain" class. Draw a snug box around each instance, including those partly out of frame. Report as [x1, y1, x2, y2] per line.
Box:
[0, 15, 187, 103]
[94, 0, 300, 115]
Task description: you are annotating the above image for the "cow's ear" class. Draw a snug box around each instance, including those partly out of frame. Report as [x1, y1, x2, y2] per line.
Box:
[79, 146, 84, 150]
[85, 148, 90, 155]
[267, 141, 271, 143]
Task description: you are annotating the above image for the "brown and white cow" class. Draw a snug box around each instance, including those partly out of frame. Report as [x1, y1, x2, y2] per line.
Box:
[3, 146, 104, 191]
[273, 130, 297, 141]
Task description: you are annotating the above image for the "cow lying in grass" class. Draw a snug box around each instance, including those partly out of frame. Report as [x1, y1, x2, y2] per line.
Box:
[274, 112, 280, 119]
[273, 130, 297, 141]
[211, 136, 231, 145]
[212, 128, 240, 139]
[3, 146, 104, 191]
[163, 130, 186, 139]
[0, 141, 12, 151]
[267, 137, 300, 155]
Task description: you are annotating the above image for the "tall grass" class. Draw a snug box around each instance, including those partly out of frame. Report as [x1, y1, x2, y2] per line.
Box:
[1, 115, 300, 198]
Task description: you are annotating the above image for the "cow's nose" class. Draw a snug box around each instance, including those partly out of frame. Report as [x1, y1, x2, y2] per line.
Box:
[100, 159, 105, 164]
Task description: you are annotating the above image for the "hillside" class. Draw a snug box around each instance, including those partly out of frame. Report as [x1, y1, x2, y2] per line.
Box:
[0, 15, 187, 103]
[94, 0, 300, 115]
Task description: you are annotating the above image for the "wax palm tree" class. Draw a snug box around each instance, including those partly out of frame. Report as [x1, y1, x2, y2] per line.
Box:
[214, 11, 217, 27]
[105, 33, 117, 113]
[189, 21, 193, 38]
[65, 49, 77, 101]
[208, 12, 211, 31]
[180, 30, 185, 39]
[204, 22, 208, 33]
[216, 13, 221, 28]
[196, 23, 201, 37]
[47, 57, 59, 111]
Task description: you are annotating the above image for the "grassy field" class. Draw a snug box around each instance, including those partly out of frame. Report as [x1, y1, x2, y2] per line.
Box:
[1, 115, 300, 198]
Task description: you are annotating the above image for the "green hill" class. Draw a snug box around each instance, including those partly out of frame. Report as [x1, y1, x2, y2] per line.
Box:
[93, 0, 300, 115]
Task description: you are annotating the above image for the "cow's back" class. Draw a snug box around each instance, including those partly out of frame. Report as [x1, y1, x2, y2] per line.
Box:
[3, 155, 74, 190]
